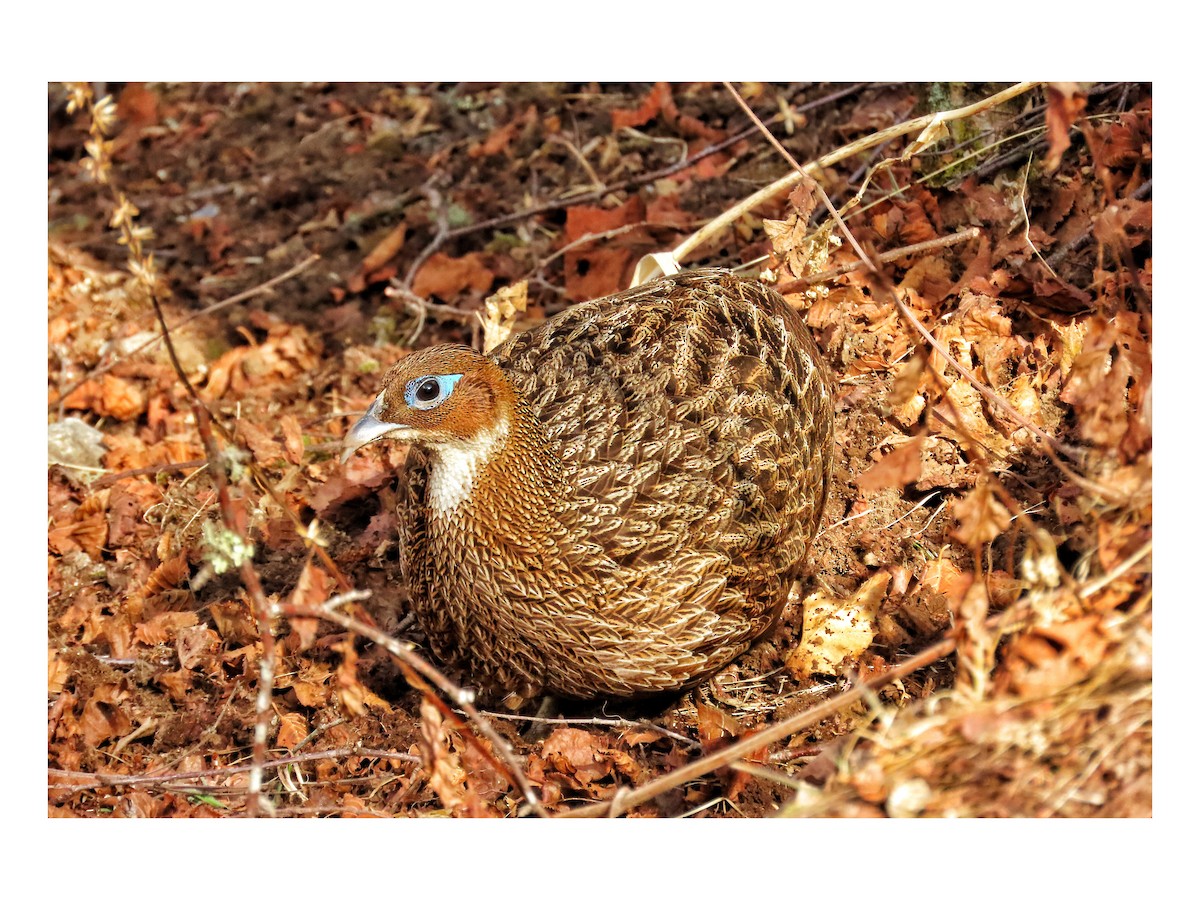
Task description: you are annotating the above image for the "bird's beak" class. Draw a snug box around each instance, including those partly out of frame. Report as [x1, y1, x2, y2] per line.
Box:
[340, 393, 411, 463]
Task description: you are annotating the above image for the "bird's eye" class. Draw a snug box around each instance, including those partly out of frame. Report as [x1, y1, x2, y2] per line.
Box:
[404, 374, 463, 411]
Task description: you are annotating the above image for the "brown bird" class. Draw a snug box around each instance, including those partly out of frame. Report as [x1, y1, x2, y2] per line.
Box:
[343, 268, 833, 708]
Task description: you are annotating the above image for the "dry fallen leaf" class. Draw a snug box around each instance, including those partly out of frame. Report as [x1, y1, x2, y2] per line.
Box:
[482, 280, 528, 354]
[411, 251, 495, 301]
[417, 697, 470, 816]
[333, 637, 390, 716]
[857, 437, 926, 493]
[1044, 83, 1088, 172]
[950, 479, 1011, 550]
[787, 571, 890, 677]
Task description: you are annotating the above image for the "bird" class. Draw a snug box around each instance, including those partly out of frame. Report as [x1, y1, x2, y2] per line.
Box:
[342, 268, 834, 708]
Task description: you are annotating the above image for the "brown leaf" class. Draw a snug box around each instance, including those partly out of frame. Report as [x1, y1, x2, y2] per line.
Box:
[564, 196, 647, 243]
[1060, 316, 1137, 449]
[1044, 83, 1087, 172]
[287, 563, 333, 650]
[541, 727, 616, 790]
[238, 419, 284, 467]
[154, 668, 194, 703]
[361, 221, 408, 273]
[130, 554, 189, 602]
[210, 598, 259, 645]
[889, 355, 925, 412]
[176, 624, 219, 670]
[118, 83, 160, 128]
[48, 648, 70, 694]
[565, 246, 634, 301]
[645, 192, 691, 229]
[997, 615, 1115, 698]
[333, 638, 390, 716]
[417, 697, 470, 815]
[468, 104, 537, 160]
[930, 378, 1010, 455]
[275, 711, 309, 750]
[280, 414, 305, 465]
[107, 481, 158, 548]
[134, 611, 200, 646]
[611, 82, 674, 130]
[1095, 198, 1152, 253]
[48, 489, 110, 560]
[696, 701, 743, 750]
[949, 480, 1010, 549]
[62, 374, 146, 421]
[857, 437, 926, 493]
[291, 663, 333, 708]
[459, 737, 511, 813]
[81, 683, 133, 748]
[917, 555, 972, 608]
[411, 251, 494, 300]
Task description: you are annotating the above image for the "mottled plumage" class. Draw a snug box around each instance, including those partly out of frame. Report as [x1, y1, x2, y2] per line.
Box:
[343, 269, 834, 706]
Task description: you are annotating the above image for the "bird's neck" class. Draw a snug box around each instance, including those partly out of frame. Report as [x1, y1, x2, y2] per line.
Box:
[425, 398, 566, 526]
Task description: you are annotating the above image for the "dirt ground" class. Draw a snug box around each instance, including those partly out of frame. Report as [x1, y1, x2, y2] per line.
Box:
[47, 82, 1151, 818]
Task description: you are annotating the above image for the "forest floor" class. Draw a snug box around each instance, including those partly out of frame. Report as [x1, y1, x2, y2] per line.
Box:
[47, 82, 1151, 818]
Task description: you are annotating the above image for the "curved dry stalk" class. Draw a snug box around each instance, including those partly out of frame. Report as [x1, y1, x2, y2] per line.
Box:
[671, 82, 1041, 265]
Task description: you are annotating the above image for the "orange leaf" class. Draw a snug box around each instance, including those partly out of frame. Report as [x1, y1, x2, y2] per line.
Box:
[857, 438, 925, 493]
[411, 251, 494, 300]
[275, 711, 309, 750]
[950, 480, 1010, 549]
[1044, 83, 1087, 172]
[364, 221, 408, 271]
[611, 82, 674, 130]
[62, 374, 146, 421]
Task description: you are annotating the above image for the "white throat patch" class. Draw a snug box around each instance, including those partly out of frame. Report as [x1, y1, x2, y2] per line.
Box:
[427, 420, 510, 515]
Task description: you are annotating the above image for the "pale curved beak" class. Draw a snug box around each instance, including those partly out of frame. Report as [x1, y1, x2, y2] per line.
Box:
[340, 394, 412, 463]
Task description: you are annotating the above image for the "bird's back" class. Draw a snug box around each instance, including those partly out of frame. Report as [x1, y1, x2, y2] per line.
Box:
[491, 268, 832, 579]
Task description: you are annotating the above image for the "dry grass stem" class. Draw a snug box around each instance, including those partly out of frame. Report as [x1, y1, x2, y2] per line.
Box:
[671, 82, 1041, 264]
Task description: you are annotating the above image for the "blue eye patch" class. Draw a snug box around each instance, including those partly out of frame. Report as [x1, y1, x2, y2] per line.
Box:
[404, 373, 463, 410]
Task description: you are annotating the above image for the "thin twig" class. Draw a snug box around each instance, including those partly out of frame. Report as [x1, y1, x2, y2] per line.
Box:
[777, 228, 981, 294]
[1079, 541, 1152, 599]
[394, 84, 878, 286]
[91, 458, 207, 487]
[724, 81, 876, 271]
[48, 748, 419, 793]
[401, 178, 452, 292]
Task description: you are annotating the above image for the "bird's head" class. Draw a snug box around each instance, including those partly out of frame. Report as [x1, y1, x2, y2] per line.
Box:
[341, 345, 513, 463]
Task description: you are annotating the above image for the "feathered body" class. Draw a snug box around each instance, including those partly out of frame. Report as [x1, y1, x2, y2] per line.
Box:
[344, 269, 834, 706]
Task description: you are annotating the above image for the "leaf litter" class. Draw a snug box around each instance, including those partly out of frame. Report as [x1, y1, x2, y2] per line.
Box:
[48, 82, 1151, 818]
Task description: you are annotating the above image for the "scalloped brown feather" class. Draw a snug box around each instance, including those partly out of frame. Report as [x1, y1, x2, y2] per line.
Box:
[384, 269, 833, 705]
